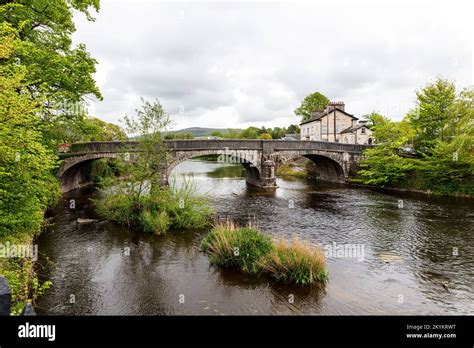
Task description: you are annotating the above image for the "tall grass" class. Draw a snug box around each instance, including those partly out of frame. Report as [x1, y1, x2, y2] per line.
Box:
[258, 239, 328, 285]
[201, 222, 272, 273]
[201, 223, 328, 285]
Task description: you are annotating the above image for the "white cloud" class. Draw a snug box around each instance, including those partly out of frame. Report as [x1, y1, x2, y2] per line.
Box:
[73, 0, 473, 130]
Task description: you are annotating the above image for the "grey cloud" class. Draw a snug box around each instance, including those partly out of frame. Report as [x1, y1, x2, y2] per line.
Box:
[73, 1, 472, 127]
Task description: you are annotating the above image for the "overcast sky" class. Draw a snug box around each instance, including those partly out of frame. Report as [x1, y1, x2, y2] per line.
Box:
[73, 0, 473, 130]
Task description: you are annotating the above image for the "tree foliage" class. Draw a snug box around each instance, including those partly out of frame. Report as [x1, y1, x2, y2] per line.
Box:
[294, 92, 330, 122]
[0, 0, 102, 106]
[0, 35, 58, 237]
[258, 132, 272, 139]
[359, 78, 473, 195]
[407, 77, 459, 153]
[42, 115, 127, 144]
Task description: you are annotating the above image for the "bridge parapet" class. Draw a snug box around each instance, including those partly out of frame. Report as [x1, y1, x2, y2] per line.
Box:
[62, 140, 372, 156]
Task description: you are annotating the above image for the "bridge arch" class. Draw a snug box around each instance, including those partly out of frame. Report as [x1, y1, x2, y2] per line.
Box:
[59, 149, 265, 192]
[59, 153, 119, 192]
[270, 151, 347, 183]
[166, 149, 262, 187]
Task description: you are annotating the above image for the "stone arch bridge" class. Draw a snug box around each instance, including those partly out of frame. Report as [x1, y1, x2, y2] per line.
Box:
[58, 140, 371, 192]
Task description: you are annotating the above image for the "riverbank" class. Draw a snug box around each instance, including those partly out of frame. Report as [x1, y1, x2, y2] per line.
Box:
[348, 180, 474, 199]
[277, 159, 473, 198]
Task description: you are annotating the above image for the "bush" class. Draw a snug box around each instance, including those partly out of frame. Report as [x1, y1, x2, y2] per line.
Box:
[258, 239, 328, 285]
[201, 223, 273, 273]
[94, 178, 213, 234]
[201, 224, 328, 285]
[139, 210, 170, 234]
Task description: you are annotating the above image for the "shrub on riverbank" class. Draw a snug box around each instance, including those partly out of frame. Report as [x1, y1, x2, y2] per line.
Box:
[201, 224, 328, 285]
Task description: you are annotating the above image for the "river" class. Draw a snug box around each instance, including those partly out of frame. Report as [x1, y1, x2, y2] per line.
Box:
[36, 159, 474, 315]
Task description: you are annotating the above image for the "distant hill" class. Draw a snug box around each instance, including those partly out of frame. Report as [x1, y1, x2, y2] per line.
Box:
[165, 127, 242, 137]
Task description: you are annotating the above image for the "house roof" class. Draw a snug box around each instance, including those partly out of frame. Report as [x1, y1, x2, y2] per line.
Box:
[340, 123, 370, 134]
[300, 107, 358, 125]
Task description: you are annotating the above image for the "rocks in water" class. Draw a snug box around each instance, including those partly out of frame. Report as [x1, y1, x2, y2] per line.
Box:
[377, 251, 403, 263]
[76, 218, 99, 224]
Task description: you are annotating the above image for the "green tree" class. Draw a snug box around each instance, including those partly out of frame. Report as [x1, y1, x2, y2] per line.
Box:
[359, 80, 473, 195]
[0, 1, 102, 150]
[363, 112, 386, 130]
[407, 77, 458, 153]
[0, 1, 101, 106]
[240, 127, 261, 139]
[0, 36, 59, 238]
[287, 124, 300, 134]
[258, 132, 272, 139]
[122, 98, 171, 195]
[269, 127, 285, 139]
[42, 115, 126, 144]
[358, 115, 416, 186]
[295, 92, 330, 122]
[95, 98, 212, 233]
[210, 131, 224, 137]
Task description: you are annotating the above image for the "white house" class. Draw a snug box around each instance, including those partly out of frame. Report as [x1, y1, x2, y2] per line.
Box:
[299, 101, 373, 145]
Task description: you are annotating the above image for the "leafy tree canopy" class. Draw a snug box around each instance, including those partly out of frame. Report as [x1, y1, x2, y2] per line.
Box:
[0, 1, 102, 119]
[294, 92, 330, 122]
[407, 77, 459, 153]
[359, 78, 473, 195]
[258, 132, 272, 139]
[0, 34, 59, 237]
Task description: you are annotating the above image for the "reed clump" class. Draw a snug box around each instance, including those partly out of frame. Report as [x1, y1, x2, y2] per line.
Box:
[201, 222, 328, 285]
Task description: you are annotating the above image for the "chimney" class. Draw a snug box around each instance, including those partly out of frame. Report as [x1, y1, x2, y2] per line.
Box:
[328, 101, 345, 112]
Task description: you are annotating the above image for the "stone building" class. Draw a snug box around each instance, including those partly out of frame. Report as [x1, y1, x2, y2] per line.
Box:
[299, 101, 373, 144]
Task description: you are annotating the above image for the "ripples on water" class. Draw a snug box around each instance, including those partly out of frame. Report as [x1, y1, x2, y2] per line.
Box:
[36, 160, 474, 315]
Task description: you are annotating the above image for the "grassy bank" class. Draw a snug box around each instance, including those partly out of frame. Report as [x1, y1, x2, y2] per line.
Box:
[276, 163, 308, 178]
[201, 223, 328, 285]
[357, 155, 474, 197]
[276, 159, 323, 180]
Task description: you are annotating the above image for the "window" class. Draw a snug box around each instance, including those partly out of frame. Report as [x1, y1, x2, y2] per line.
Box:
[361, 127, 366, 134]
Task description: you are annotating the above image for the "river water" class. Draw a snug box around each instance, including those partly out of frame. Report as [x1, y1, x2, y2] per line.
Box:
[36, 160, 473, 315]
